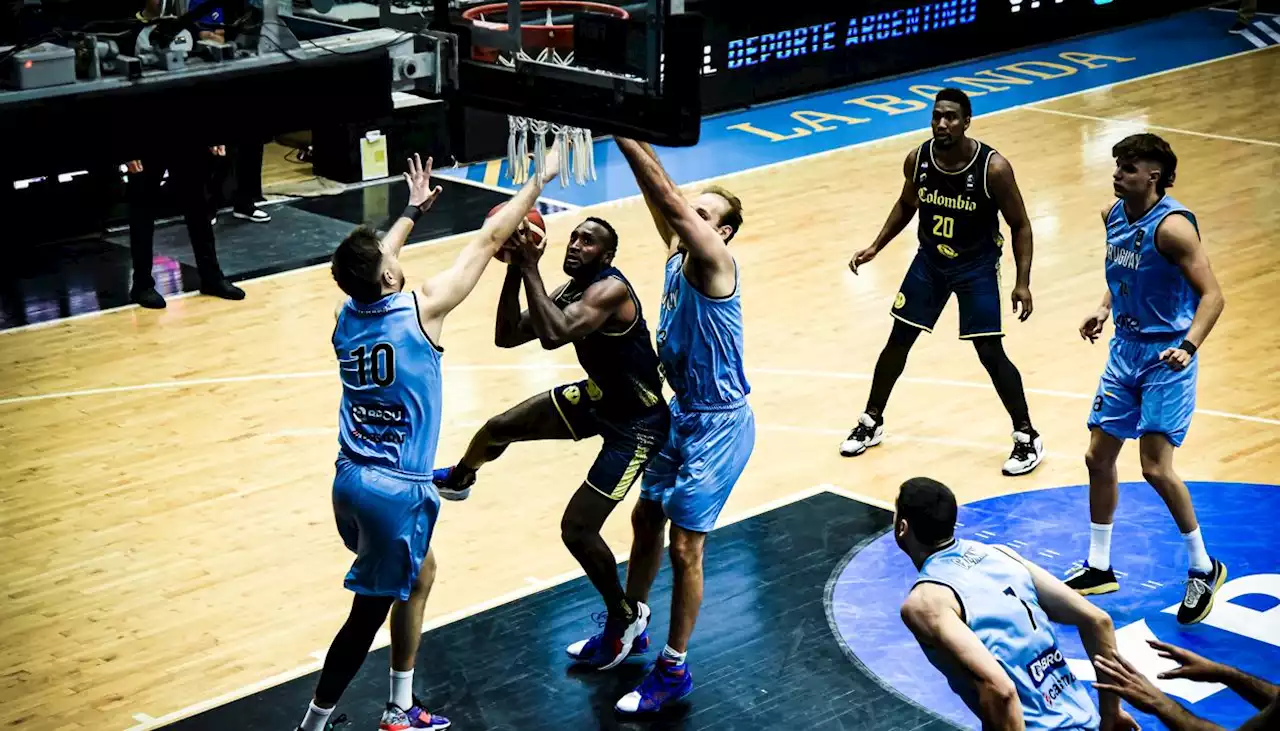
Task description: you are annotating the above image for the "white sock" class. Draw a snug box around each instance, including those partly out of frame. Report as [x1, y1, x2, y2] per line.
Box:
[300, 701, 334, 731]
[1088, 522, 1113, 571]
[390, 668, 414, 710]
[1183, 528, 1212, 574]
[661, 644, 687, 665]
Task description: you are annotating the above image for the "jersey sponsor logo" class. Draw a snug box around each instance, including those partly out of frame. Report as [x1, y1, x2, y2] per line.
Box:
[937, 243, 960, 258]
[894, 292, 907, 309]
[1026, 645, 1068, 686]
[348, 426, 406, 445]
[919, 187, 979, 212]
[350, 403, 406, 426]
[827, 482, 1280, 731]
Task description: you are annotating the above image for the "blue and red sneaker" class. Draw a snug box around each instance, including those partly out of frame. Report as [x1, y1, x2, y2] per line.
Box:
[379, 698, 450, 730]
[615, 657, 694, 714]
[565, 602, 651, 670]
[431, 466, 473, 502]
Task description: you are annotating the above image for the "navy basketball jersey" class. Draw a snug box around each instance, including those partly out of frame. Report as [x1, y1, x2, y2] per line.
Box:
[333, 291, 443, 476]
[552, 266, 664, 416]
[914, 139, 1003, 268]
[1104, 196, 1200, 339]
[916, 540, 1099, 731]
[655, 252, 750, 411]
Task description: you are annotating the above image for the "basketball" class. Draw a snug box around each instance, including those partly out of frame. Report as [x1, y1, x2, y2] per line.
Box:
[487, 203, 546, 263]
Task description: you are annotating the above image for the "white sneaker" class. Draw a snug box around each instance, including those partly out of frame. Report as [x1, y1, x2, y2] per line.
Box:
[1002, 431, 1044, 476]
[234, 208, 271, 223]
[839, 413, 884, 457]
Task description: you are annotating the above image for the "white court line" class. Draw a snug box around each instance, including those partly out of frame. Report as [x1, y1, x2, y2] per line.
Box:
[1208, 7, 1280, 16]
[1024, 107, 1280, 148]
[1239, 28, 1268, 47]
[1254, 19, 1280, 45]
[5, 363, 1280, 428]
[820, 484, 895, 511]
[443, 173, 582, 210]
[126, 483, 832, 730]
[8, 42, 1277, 339]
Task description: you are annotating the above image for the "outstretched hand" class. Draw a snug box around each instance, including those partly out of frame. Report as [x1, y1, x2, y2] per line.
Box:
[405, 153, 444, 211]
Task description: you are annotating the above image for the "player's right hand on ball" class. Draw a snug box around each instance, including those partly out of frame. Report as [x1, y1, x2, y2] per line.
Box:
[1080, 308, 1108, 343]
[849, 246, 877, 274]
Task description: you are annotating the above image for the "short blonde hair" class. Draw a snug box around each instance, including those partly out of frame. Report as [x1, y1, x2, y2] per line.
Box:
[702, 185, 743, 242]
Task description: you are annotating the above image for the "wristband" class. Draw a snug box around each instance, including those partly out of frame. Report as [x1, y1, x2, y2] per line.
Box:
[1178, 339, 1197, 356]
[401, 204, 423, 223]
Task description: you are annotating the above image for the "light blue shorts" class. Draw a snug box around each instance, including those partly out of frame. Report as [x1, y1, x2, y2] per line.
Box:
[1086, 336, 1198, 447]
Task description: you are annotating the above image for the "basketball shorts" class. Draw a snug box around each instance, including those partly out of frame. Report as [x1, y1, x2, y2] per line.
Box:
[332, 453, 440, 601]
[1086, 336, 1198, 447]
[551, 380, 670, 501]
[892, 251, 1003, 339]
[640, 397, 756, 533]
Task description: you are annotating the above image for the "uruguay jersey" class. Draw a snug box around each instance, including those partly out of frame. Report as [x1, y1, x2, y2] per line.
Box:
[916, 540, 1099, 731]
[655, 252, 750, 411]
[333, 291, 443, 477]
[1104, 196, 1200, 339]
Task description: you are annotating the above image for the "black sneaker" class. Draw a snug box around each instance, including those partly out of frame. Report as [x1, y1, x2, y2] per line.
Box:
[1229, 20, 1249, 34]
[839, 413, 884, 457]
[130, 286, 167, 309]
[200, 278, 246, 301]
[1177, 558, 1227, 625]
[1065, 563, 1119, 595]
[432, 465, 475, 501]
[295, 712, 348, 731]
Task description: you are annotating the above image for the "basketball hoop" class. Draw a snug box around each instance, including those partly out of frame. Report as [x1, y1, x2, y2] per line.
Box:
[462, 1, 630, 187]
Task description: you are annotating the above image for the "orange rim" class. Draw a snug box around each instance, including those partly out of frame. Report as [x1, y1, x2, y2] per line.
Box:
[461, 1, 629, 61]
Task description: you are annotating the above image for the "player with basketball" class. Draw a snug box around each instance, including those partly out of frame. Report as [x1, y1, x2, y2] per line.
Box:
[1065, 134, 1227, 625]
[894, 477, 1138, 731]
[597, 138, 754, 714]
[844, 88, 1044, 477]
[432, 212, 669, 671]
[293, 150, 558, 731]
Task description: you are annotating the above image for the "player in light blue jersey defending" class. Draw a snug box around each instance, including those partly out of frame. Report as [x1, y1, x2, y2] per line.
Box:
[598, 138, 754, 714]
[895, 477, 1138, 731]
[1066, 134, 1227, 625]
[292, 151, 560, 731]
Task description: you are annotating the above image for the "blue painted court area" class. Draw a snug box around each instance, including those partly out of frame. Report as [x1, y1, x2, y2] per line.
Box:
[440, 8, 1260, 207]
[828, 482, 1280, 731]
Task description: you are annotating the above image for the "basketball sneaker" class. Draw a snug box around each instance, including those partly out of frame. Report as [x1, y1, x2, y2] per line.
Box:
[379, 699, 450, 730]
[294, 712, 348, 731]
[839, 413, 884, 457]
[432, 466, 475, 502]
[1065, 562, 1119, 595]
[1002, 430, 1044, 476]
[1177, 558, 1227, 625]
[1229, 20, 1249, 34]
[615, 657, 694, 714]
[566, 601, 651, 670]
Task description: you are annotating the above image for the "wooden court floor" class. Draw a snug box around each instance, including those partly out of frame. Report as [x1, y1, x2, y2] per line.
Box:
[2, 48, 1278, 730]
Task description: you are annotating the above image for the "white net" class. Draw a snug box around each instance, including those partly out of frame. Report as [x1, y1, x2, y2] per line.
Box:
[499, 46, 597, 187]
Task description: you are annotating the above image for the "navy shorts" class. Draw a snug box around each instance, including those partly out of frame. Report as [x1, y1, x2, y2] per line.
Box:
[1087, 336, 1198, 447]
[552, 380, 670, 501]
[892, 251, 1003, 339]
[333, 453, 440, 601]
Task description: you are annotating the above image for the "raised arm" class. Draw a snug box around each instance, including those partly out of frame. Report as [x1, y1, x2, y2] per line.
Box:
[901, 583, 1025, 731]
[1155, 213, 1225, 370]
[417, 150, 559, 343]
[384, 154, 444, 259]
[615, 137, 734, 275]
[987, 153, 1034, 321]
[849, 148, 921, 274]
[636, 142, 678, 250]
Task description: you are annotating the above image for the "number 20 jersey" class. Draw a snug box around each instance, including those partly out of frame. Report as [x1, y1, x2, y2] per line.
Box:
[915, 539, 1100, 731]
[914, 138, 1003, 270]
[333, 291, 443, 477]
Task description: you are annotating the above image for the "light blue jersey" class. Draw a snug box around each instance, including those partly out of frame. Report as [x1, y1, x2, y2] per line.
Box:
[1104, 196, 1199, 340]
[655, 252, 750, 411]
[333, 291, 443, 476]
[916, 540, 1100, 731]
